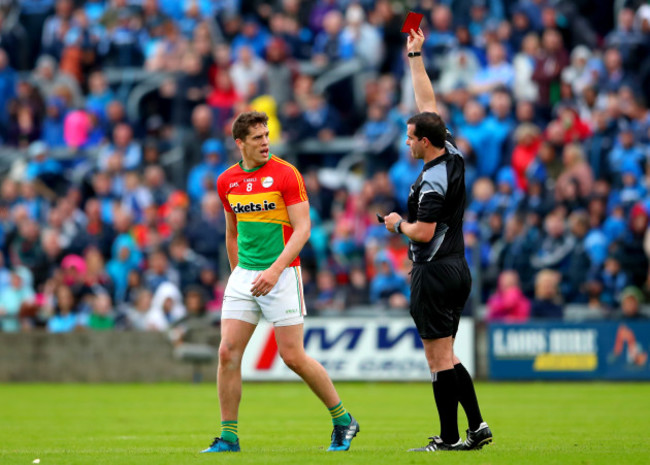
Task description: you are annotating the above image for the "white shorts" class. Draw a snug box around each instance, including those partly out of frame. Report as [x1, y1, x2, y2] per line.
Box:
[221, 266, 306, 326]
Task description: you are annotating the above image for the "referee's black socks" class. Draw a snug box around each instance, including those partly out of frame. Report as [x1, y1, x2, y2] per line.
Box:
[454, 362, 484, 431]
[431, 368, 460, 444]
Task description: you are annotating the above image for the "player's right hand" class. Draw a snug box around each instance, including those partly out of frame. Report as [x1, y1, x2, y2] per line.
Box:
[407, 28, 425, 53]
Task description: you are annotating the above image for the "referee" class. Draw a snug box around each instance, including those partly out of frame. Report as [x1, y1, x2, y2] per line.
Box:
[381, 28, 492, 452]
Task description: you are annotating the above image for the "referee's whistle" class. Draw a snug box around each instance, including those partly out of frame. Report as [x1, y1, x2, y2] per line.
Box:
[376, 213, 385, 223]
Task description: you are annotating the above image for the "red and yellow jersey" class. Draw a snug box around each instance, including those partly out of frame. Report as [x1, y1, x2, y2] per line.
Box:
[217, 154, 308, 270]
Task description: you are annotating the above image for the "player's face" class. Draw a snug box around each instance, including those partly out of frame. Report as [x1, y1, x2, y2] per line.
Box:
[406, 124, 424, 159]
[237, 123, 270, 168]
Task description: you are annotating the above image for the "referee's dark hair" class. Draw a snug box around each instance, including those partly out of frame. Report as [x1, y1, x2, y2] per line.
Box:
[407, 112, 446, 149]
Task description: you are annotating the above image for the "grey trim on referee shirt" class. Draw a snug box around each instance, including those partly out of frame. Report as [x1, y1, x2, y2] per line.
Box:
[427, 223, 449, 261]
[419, 161, 448, 200]
[446, 140, 462, 157]
[411, 162, 450, 262]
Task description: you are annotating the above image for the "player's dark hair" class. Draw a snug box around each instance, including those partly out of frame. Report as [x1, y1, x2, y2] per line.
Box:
[232, 111, 269, 141]
[406, 112, 446, 149]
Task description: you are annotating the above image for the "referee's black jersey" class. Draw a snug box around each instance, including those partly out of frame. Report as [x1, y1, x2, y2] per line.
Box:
[406, 129, 466, 263]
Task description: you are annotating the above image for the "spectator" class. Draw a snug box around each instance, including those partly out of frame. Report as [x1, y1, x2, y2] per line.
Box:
[24, 140, 63, 186]
[423, 5, 457, 82]
[87, 292, 115, 330]
[563, 211, 592, 303]
[143, 165, 174, 207]
[187, 192, 225, 267]
[585, 110, 618, 181]
[358, 104, 399, 175]
[599, 47, 637, 93]
[207, 70, 242, 123]
[531, 210, 575, 272]
[469, 42, 514, 104]
[312, 269, 345, 313]
[86, 71, 114, 112]
[46, 284, 82, 333]
[561, 45, 596, 98]
[97, 123, 142, 172]
[511, 123, 542, 191]
[608, 159, 646, 216]
[170, 51, 210, 128]
[41, 96, 66, 148]
[229, 45, 266, 101]
[389, 146, 423, 212]
[170, 285, 212, 345]
[532, 29, 569, 117]
[344, 266, 370, 308]
[0, 267, 35, 332]
[106, 234, 141, 303]
[41, 0, 75, 60]
[31, 54, 81, 106]
[144, 281, 186, 331]
[486, 270, 531, 322]
[301, 92, 341, 142]
[187, 139, 228, 203]
[312, 9, 352, 67]
[614, 286, 647, 320]
[168, 235, 208, 293]
[0, 48, 17, 130]
[438, 48, 480, 97]
[604, 8, 645, 71]
[71, 198, 115, 259]
[554, 143, 594, 203]
[230, 16, 270, 60]
[124, 287, 153, 331]
[0, 12, 28, 71]
[599, 255, 629, 307]
[143, 248, 179, 292]
[121, 171, 153, 223]
[102, 8, 144, 67]
[607, 122, 646, 185]
[340, 4, 383, 70]
[369, 252, 409, 307]
[612, 204, 650, 289]
[458, 100, 493, 178]
[178, 105, 220, 188]
[530, 269, 563, 319]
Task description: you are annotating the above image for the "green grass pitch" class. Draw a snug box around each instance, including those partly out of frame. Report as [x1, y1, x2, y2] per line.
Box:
[2, 382, 649, 465]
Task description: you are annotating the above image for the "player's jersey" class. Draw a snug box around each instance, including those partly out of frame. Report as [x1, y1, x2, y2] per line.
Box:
[217, 154, 308, 270]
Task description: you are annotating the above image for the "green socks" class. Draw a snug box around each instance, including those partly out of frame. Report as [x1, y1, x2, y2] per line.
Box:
[328, 401, 351, 426]
[220, 421, 238, 443]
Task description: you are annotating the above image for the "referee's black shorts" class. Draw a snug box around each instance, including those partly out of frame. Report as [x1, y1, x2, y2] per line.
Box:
[409, 256, 472, 340]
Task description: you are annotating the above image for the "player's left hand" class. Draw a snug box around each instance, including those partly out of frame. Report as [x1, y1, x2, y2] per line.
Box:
[251, 268, 282, 297]
[384, 212, 403, 234]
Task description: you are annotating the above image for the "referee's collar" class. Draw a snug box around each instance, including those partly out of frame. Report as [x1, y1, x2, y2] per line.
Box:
[422, 150, 451, 172]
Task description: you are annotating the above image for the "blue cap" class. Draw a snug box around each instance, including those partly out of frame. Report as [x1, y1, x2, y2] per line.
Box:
[202, 139, 224, 157]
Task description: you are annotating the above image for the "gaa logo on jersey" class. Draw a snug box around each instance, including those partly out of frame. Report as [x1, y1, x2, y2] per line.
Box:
[261, 176, 274, 188]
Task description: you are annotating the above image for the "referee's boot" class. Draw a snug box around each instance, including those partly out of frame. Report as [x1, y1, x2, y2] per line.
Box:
[200, 437, 240, 453]
[463, 422, 493, 450]
[327, 415, 360, 451]
[408, 436, 466, 452]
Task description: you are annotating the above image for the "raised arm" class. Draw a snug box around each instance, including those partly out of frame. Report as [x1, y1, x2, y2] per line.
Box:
[407, 28, 437, 114]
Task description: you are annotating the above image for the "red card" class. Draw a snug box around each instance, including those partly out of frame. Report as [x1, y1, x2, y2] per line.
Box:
[401, 12, 424, 34]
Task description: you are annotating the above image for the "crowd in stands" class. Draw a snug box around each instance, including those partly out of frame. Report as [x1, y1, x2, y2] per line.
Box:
[1, 0, 650, 334]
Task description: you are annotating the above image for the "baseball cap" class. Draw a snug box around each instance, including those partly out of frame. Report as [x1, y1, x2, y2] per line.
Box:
[620, 286, 644, 303]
